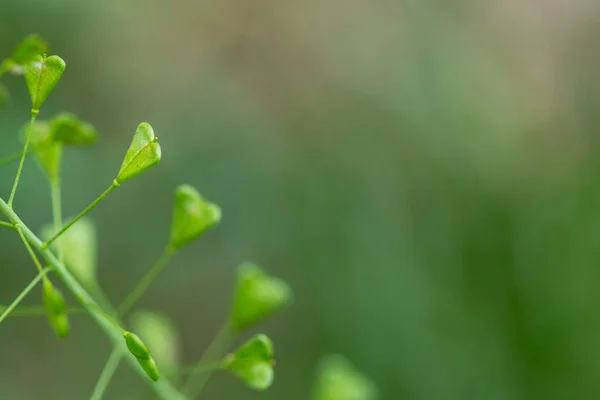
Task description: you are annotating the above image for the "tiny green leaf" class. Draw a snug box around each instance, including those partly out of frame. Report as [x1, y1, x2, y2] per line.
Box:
[10, 34, 48, 65]
[131, 311, 180, 374]
[116, 122, 161, 184]
[24, 54, 66, 111]
[40, 218, 97, 287]
[231, 263, 292, 331]
[222, 334, 275, 391]
[312, 355, 378, 400]
[169, 184, 221, 250]
[42, 280, 70, 339]
[124, 331, 160, 381]
[50, 112, 98, 145]
[0, 83, 9, 109]
[21, 121, 62, 184]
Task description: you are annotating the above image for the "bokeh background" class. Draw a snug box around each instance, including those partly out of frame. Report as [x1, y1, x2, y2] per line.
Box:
[2, 0, 600, 399]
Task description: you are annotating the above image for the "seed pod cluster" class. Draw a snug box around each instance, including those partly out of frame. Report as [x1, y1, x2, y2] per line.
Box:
[42, 280, 70, 338]
[123, 331, 160, 381]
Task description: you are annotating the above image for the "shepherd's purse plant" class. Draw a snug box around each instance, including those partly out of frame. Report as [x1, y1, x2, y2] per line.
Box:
[0, 35, 378, 400]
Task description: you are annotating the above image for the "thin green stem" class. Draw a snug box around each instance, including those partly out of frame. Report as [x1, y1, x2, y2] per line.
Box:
[0, 305, 86, 316]
[0, 220, 14, 229]
[15, 224, 48, 281]
[50, 179, 63, 262]
[182, 321, 233, 398]
[44, 181, 119, 248]
[168, 362, 223, 378]
[0, 196, 188, 400]
[0, 151, 27, 169]
[117, 247, 175, 316]
[8, 111, 38, 207]
[0, 267, 49, 325]
[90, 347, 123, 400]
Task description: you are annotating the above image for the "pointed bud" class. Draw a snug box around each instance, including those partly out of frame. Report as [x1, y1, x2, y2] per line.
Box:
[124, 331, 160, 381]
[223, 334, 275, 391]
[231, 263, 292, 331]
[312, 355, 378, 400]
[131, 311, 180, 375]
[42, 280, 70, 339]
[24, 54, 65, 111]
[169, 184, 221, 250]
[116, 123, 161, 184]
[50, 112, 98, 145]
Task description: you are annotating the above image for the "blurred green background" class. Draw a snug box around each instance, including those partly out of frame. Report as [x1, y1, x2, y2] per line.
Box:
[2, 0, 600, 399]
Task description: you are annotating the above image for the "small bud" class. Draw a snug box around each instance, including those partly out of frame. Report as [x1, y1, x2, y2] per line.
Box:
[42, 280, 70, 339]
[124, 331, 150, 359]
[21, 121, 62, 184]
[169, 184, 221, 250]
[116, 122, 161, 184]
[231, 263, 292, 332]
[9, 34, 48, 66]
[24, 54, 66, 111]
[41, 218, 97, 287]
[131, 311, 180, 375]
[312, 355, 378, 400]
[123, 331, 160, 381]
[50, 112, 98, 145]
[223, 334, 275, 391]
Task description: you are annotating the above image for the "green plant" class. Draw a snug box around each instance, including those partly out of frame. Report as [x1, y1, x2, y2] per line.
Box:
[0, 35, 378, 399]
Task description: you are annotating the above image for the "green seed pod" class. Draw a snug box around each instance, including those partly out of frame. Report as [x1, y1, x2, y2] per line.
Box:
[312, 355, 378, 400]
[169, 184, 221, 250]
[50, 112, 98, 145]
[131, 311, 180, 375]
[138, 356, 160, 382]
[223, 334, 275, 391]
[124, 331, 151, 359]
[42, 280, 70, 339]
[116, 122, 161, 184]
[24, 54, 66, 111]
[231, 263, 292, 332]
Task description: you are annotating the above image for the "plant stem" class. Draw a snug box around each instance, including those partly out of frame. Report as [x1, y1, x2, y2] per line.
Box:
[8, 110, 37, 207]
[0, 196, 188, 400]
[168, 362, 223, 378]
[15, 224, 48, 281]
[182, 321, 233, 398]
[117, 247, 175, 316]
[0, 150, 28, 169]
[50, 179, 63, 262]
[0, 305, 86, 316]
[44, 180, 119, 248]
[0, 220, 14, 229]
[0, 267, 49, 325]
[90, 347, 123, 400]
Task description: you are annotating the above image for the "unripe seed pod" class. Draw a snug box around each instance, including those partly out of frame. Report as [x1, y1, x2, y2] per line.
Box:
[124, 332, 150, 359]
[42, 280, 70, 339]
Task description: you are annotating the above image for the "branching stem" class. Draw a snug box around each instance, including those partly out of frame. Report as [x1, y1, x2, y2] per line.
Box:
[0, 267, 50, 325]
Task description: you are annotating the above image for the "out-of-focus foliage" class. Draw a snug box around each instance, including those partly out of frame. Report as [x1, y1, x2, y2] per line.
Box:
[2, 1, 600, 399]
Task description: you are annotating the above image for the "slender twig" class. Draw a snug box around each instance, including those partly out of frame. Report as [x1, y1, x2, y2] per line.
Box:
[8, 110, 37, 207]
[0, 268, 49, 325]
[90, 347, 123, 400]
[0, 220, 14, 229]
[43, 181, 119, 248]
[0, 196, 188, 400]
[117, 247, 175, 316]
[182, 321, 233, 398]
[15, 224, 48, 280]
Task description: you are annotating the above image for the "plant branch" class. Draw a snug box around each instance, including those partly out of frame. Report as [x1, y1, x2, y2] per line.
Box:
[90, 347, 123, 400]
[0, 220, 14, 229]
[182, 321, 233, 398]
[117, 247, 175, 316]
[0, 196, 188, 400]
[50, 179, 63, 262]
[44, 180, 119, 248]
[16, 224, 48, 280]
[8, 111, 37, 207]
[0, 267, 49, 325]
